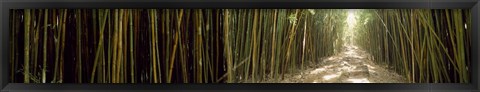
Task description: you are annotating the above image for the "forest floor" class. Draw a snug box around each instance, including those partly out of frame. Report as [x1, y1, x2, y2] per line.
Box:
[261, 44, 407, 83]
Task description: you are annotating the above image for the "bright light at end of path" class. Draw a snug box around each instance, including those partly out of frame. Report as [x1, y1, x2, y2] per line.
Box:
[346, 9, 358, 30]
[344, 9, 358, 45]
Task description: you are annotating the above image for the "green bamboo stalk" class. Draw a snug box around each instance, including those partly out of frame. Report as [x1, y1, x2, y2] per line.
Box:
[193, 9, 198, 83]
[301, 13, 307, 71]
[42, 9, 48, 83]
[274, 10, 285, 81]
[91, 9, 109, 83]
[168, 9, 175, 83]
[453, 9, 467, 83]
[285, 9, 300, 76]
[251, 9, 259, 83]
[112, 9, 119, 83]
[121, 9, 127, 83]
[59, 9, 67, 83]
[200, 9, 208, 83]
[167, 9, 183, 83]
[33, 10, 41, 77]
[180, 9, 189, 83]
[117, 9, 124, 83]
[107, 9, 112, 83]
[206, 9, 214, 83]
[154, 9, 161, 83]
[24, 9, 31, 83]
[93, 9, 101, 83]
[236, 9, 246, 82]
[215, 9, 220, 82]
[259, 9, 266, 81]
[101, 9, 106, 83]
[123, 9, 129, 83]
[129, 9, 135, 83]
[76, 9, 83, 83]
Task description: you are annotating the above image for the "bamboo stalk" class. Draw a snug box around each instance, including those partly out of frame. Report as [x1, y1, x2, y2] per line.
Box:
[42, 9, 48, 83]
[251, 9, 259, 83]
[285, 9, 300, 76]
[117, 9, 124, 83]
[24, 9, 31, 83]
[167, 9, 183, 83]
[59, 9, 67, 83]
[76, 9, 83, 83]
[33, 10, 41, 78]
[112, 9, 119, 83]
[129, 9, 135, 83]
[106, 9, 112, 83]
[154, 9, 161, 83]
[224, 9, 234, 83]
[149, 9, 158, 83]
[91, 9, 109, 83]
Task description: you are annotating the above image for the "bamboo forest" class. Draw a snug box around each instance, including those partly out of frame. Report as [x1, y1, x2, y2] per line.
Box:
[9, 9, 471, 83]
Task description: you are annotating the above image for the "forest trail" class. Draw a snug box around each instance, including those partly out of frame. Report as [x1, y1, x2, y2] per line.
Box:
[263, 44, 407, 83]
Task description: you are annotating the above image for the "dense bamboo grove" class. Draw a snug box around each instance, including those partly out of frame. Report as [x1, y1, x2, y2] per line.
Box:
[354, 9, 471, 83]
[10, 9, 344, 83]
[9, 9, 470, 83]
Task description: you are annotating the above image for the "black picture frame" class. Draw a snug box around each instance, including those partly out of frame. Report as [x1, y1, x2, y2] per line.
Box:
[1, 0, 479, 92]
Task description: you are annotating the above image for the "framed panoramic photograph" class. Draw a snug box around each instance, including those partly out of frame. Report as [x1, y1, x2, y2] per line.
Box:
[0, 0, 479, 92]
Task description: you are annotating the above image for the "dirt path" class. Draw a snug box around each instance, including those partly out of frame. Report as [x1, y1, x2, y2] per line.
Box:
[263, 44, 407, 83]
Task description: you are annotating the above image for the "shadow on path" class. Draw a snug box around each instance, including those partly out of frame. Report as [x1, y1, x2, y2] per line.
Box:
[263, 44, 407, 83]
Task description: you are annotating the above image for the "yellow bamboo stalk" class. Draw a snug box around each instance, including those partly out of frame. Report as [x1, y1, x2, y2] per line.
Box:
[167, 9, 183, 83]
[269, 9, 277, 78]
[117, 9, 125, 83]
[150, 9, 158, 83]
[251, 9, 259, 82]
